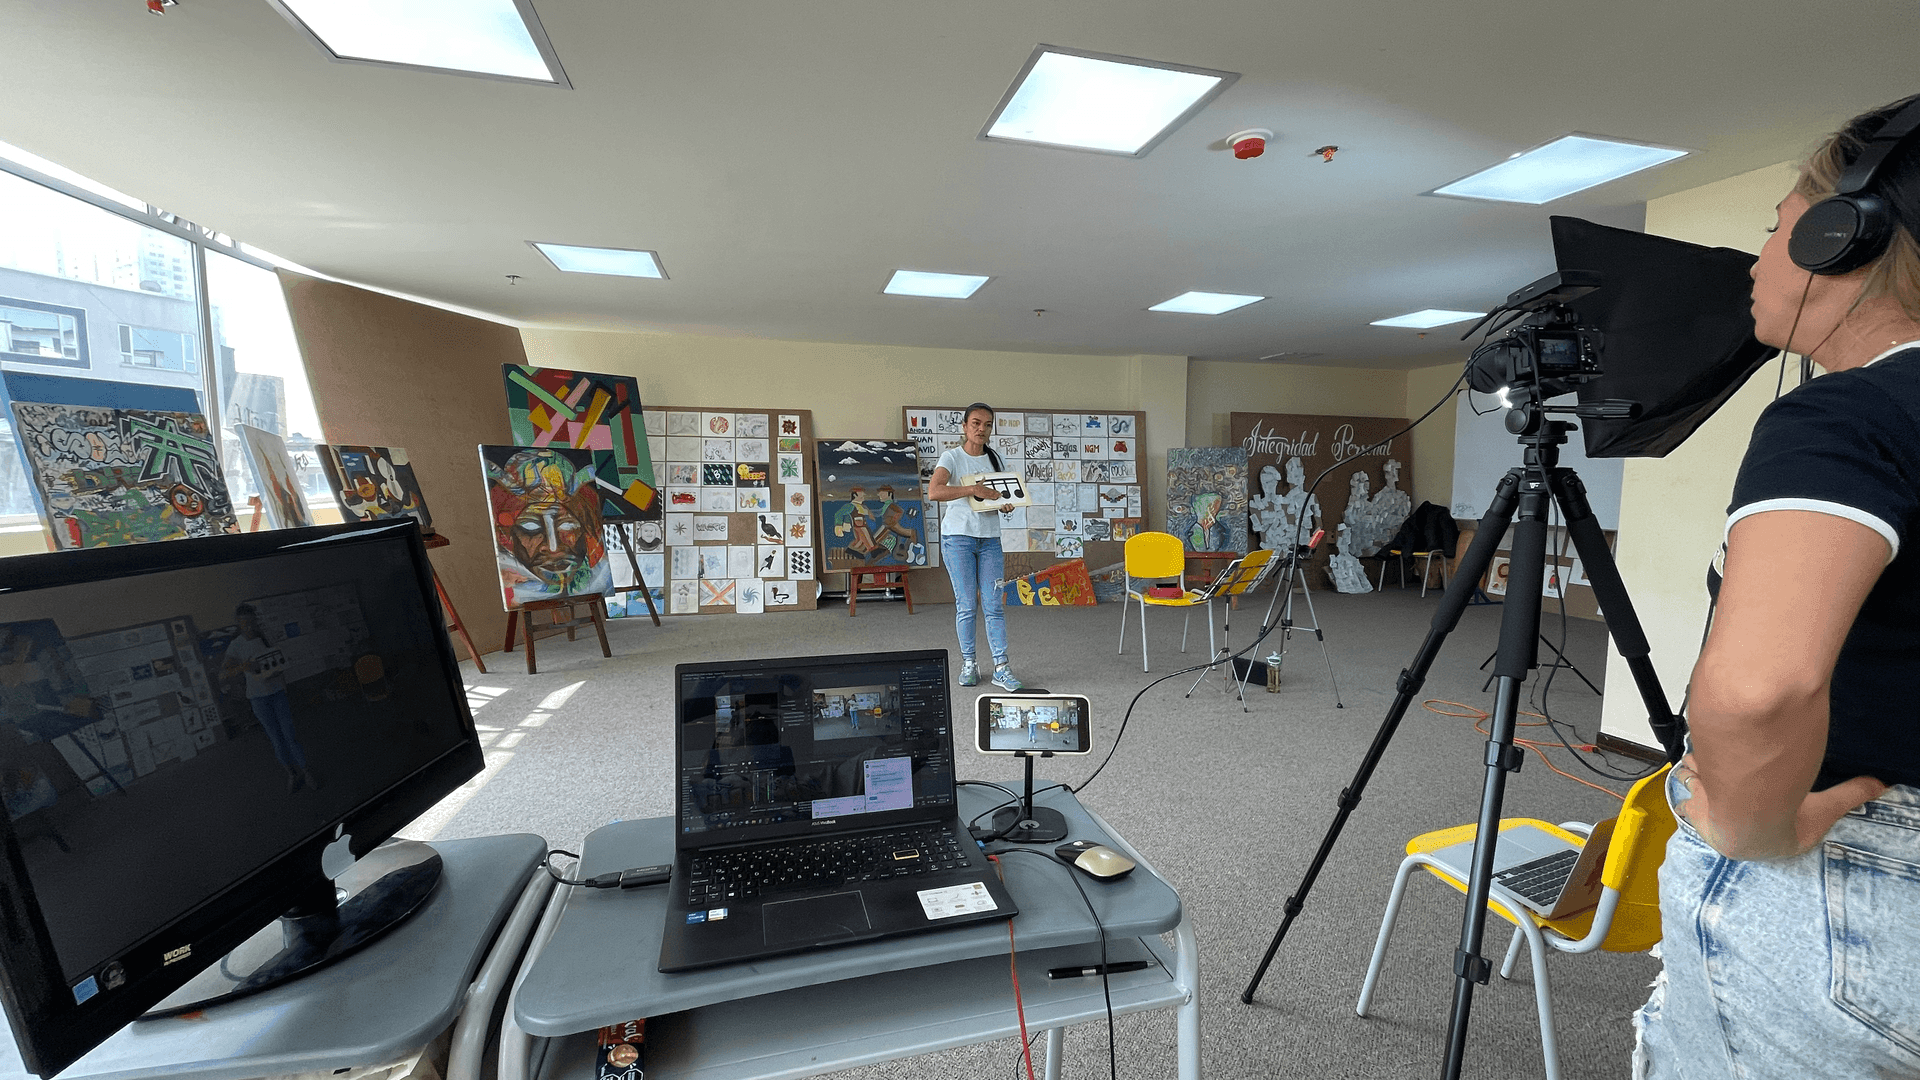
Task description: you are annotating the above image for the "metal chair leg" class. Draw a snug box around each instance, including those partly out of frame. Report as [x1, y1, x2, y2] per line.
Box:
[1117, 585, 1130, 655]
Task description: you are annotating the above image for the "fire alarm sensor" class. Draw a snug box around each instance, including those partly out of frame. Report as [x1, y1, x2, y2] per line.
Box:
[1228, 129, 1274, 160]
[1313, 145, 1339, 163]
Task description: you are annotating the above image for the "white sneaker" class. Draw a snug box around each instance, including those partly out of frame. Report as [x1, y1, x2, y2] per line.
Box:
[959, 660, 980, 686]
[991, 665, 1023, 691]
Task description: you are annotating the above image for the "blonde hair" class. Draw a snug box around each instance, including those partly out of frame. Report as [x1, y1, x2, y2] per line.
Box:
[1796, 95, 1920, 322]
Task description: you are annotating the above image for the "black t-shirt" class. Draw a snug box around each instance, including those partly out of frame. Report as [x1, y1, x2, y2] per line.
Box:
[1711, 345, 1920, 790]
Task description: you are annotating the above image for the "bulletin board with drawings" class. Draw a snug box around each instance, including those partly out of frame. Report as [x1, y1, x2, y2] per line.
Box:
[901, 407, 1146, 567]
[645, 408, 819, 614]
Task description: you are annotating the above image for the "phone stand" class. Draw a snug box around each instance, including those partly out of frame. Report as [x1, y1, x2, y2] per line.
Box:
[991, 749, 1069, 843]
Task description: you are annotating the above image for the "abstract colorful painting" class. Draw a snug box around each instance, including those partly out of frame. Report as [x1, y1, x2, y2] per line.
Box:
[2, 372, 238, 548]
[478, 445, 614, 609]
[816, 439, 926, 569]
[236, 424, 314, 529]
[502, 364, 659, 519]
[317, 444, 433, 532]
[1166, 447, 1251, 554]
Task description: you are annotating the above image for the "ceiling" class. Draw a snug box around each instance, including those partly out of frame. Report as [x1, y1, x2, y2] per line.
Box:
[3, 0, 1913, 368]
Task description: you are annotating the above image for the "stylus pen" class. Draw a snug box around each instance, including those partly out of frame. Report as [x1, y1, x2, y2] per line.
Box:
[1047, 961, 1150, 980]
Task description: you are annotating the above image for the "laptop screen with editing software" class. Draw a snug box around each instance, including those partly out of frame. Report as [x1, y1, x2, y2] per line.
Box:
[674, 650, 956, 849]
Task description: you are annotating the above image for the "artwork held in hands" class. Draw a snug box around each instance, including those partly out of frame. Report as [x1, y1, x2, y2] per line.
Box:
[479, 446, 614, 608]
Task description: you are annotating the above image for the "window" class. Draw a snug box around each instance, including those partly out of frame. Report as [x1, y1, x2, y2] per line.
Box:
[0, 154, 333, 547]
[119, 324, 198, 373]
[0, 298, 87, 367]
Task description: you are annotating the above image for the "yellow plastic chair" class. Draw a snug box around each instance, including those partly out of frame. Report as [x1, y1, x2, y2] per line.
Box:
[1116, 532, 1214, 672]
[1355, 764, 1674, 1080]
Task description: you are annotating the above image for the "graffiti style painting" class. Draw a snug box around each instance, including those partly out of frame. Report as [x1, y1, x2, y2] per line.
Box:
[502, 364, 659, 519]
[236, 424, 314, 529]
[815, 439, 926, 569]
[1166, 447, 1250, 554]
[2, 372, 238, 548]
[1001, 559, 1097, 606]
[479, 445, 614, 609]
[317, 444, 433, 532]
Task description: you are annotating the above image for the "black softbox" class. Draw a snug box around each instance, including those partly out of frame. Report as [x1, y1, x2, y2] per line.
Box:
[1554, 216, 1780, 458]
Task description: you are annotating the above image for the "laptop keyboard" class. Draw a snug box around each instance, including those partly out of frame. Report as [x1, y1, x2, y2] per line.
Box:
[686, 823, 971, 907]
[1493, 848, 1579, 905]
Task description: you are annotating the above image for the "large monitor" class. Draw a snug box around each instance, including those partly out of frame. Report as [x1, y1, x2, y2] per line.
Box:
[0, 520, 484, 1077]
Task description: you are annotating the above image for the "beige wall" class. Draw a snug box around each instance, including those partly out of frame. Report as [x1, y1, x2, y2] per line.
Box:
[1183, 359, 1406, 448]
[517, 329, 1190, 527]
[1599, 162, 1800, 748]
[1405, 361, 1465, 511]
[281, 271, 527, 662]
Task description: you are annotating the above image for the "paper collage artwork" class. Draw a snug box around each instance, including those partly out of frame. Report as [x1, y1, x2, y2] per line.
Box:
[478, 445, 614, 609]
[1, 372, 239, 548]
[904, 407, 1143, 562]
[652, 407, 818, 614]
[503, 365, 659, 520]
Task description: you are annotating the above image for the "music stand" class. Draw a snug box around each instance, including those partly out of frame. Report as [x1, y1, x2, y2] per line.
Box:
[1179, 551, 1265, 703]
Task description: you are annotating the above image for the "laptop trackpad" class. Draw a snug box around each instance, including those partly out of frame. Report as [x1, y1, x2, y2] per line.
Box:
[764, 892, 870, 945]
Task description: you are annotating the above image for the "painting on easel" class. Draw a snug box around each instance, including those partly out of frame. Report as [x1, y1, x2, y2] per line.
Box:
[479, 445, 614, 609]
[316, 444, 433, 532]
[236, 424, 314, 529]
[503, 364, 659, 520]
[816, 439, 926, 570]
[1, 371, 239, 548]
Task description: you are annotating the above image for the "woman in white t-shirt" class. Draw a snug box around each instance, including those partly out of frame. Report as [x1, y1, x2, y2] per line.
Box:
[927, 403, 1022, 690]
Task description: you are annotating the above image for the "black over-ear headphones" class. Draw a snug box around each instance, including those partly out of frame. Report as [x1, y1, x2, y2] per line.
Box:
[1791, 96, 1920, 275]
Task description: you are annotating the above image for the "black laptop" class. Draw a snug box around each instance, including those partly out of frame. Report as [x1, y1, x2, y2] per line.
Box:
[658, 649, 1019, 972]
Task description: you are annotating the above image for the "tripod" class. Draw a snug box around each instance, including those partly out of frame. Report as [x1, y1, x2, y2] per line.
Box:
[1238, 411, 1682, 1080]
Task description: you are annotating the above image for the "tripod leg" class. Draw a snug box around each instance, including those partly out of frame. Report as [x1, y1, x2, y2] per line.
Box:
[1550, 470, 1683, 761]
[1444, 482, 1550, 1080]
[1295, 581, 1343, 708]
[1241, 472, 1522, 1004]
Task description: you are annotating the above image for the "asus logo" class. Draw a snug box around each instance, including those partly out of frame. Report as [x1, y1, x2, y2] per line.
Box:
[813, 819, 837, 826]
[162, 945, 191, 966]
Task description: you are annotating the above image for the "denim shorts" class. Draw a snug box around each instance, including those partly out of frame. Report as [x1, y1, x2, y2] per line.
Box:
[1633, 775, 1920, 1079]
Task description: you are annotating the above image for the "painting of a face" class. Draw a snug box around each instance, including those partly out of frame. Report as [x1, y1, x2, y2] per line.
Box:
[482, 445, 613, 607]
[511, 500, 589, 587]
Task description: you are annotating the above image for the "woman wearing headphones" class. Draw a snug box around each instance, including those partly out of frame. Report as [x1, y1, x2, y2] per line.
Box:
[1635, 95, 1920, 1078]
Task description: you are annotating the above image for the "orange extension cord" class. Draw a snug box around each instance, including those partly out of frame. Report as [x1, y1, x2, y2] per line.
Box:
[1421, 699, 1626, 801]
[987, 854, 1039, 1080]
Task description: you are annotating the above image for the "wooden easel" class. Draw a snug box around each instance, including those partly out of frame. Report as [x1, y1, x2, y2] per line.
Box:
[608, 521, 662, 626]
[502, 595, 611, 675]
[421, 533, 488, 674]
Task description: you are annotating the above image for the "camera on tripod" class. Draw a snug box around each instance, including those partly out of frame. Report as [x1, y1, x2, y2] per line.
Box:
[1460, 269, 1640, 431]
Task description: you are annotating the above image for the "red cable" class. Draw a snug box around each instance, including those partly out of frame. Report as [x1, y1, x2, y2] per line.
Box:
[989, 855, 1038, 1080]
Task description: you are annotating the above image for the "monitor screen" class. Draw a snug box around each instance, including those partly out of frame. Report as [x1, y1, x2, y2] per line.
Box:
[0, 521, 483, 1077]
[674, 651, 954, 846]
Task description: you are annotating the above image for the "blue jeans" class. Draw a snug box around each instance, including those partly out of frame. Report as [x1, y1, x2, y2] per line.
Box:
[941, 535, 1007, 666]
[1633, 772, 1920, 1079]
[249, 689, 308, 775]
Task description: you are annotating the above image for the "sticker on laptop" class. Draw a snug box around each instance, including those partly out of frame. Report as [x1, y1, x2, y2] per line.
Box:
[707, 908, 729, 921]
[918, 881, 998, 920]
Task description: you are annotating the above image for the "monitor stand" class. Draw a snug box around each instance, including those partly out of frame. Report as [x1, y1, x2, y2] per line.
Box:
[989, 751, 1068, 843]
[141, 840, 442, 1018]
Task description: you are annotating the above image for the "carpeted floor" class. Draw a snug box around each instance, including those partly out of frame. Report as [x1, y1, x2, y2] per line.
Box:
[404, 580, 1665, 1080]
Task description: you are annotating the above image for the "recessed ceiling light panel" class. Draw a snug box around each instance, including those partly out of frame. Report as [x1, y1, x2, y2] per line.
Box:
[1428, 134, 1687, 204]
[1149, 291, 1264, 315]
[884, 270, 991, 299]
[530, 243, 665, 278]
[269, 0, 570, 86]
[1370, 309, 1485, 329]
[982, 45, 1239, 157]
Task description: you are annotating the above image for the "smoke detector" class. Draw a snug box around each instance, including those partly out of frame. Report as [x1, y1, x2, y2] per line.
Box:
[1227, 129, 1274, 159]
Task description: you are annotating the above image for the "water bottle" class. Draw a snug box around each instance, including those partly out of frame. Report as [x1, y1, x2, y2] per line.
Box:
[1265, 652, 1283, 692]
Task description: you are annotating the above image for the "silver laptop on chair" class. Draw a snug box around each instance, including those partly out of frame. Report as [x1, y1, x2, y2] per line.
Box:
[1426, 817, 1616, 919]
